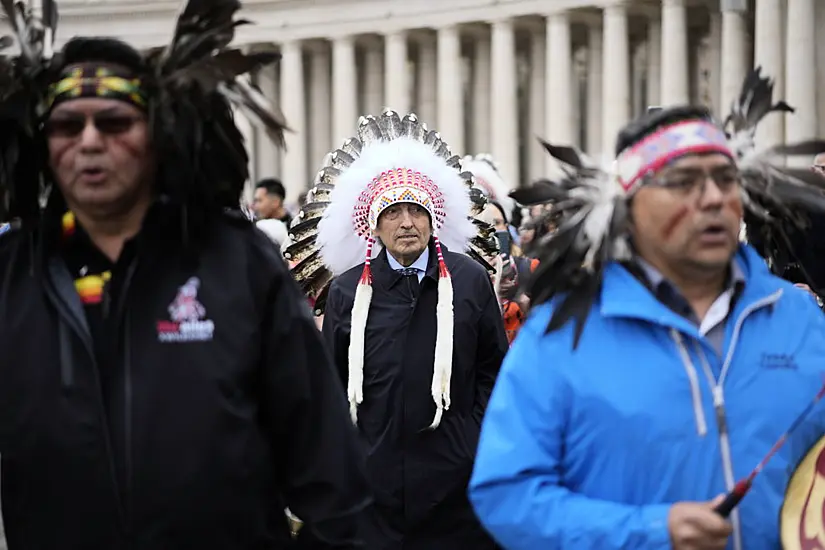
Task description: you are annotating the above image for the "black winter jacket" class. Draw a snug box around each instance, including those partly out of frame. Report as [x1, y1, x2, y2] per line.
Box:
[0, 207, 370, 549]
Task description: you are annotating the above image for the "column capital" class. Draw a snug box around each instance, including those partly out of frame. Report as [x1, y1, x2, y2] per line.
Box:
[382, 29, 408, 38]
[434, 23, 463, 38]
[279, 40, 303, 55]
[486, 16, 516, 26]
[327, 33, 358, 43]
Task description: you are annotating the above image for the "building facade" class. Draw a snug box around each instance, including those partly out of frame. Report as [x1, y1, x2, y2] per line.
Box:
[12, 0, 825, 207]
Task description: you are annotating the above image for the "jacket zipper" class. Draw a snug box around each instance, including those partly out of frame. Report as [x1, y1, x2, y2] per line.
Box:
[45, 259, 128, 531]
[694, 289, 783, 550]
[110, 260, 138, 537]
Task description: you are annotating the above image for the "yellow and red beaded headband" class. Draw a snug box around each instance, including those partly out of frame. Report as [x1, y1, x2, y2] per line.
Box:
[45, 65, 148, 112]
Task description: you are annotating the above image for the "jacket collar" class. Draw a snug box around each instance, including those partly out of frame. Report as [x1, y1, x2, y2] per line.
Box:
[600, 244, 781, 333]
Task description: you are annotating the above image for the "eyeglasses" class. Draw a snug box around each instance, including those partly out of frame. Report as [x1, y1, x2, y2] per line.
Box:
[649, 168, 740, 198]
[811, 165, 825, 176]
[43, 113, 144, 138]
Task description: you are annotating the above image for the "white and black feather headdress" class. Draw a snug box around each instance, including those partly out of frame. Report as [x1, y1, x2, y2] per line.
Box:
[284, 109, 498, 428]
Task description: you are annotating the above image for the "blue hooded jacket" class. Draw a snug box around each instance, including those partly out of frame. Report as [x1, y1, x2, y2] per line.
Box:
[469, 245, 825, 549]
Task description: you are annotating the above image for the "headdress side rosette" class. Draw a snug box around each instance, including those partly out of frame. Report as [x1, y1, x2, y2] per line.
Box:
[285, 110, 498, 428]
[515, 66, 825, 349]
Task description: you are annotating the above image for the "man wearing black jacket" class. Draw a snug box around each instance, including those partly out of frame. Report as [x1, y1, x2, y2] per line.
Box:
[0, 5, 368, 549]
[302, 110, 508, 549]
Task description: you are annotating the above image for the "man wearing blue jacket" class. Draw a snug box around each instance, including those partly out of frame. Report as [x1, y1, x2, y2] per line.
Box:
[469, 101, 825, 550]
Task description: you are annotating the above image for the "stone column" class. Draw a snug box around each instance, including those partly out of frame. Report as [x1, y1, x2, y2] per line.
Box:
[785, 0, 817, 165]
[308, 42, 332, 170]
[571, 48, 586, 148]
[471, 31, 492, 153]
[720, 7, 748, 117]
[490, 18, 519, 187]
[363, 39, 384, 115]
[660, 0, 689, 105]
[280, 40, 308, 204]
[753, 0, 785, 149]
[646, 18, 661, 107]
[527, 26, 546, 183]
[385, 31, 409, 114]
[707, 12, 722, 114]
[415, 33, 438, 123]
[587, 23, 603, 157]
[631, 41, 646, 118]
[545, 12, 573, 149]
[602, 2, 630, 159]
[255, 63, 282, 182]
[332, 35, 358, 147]
[437, 24, 465, 154]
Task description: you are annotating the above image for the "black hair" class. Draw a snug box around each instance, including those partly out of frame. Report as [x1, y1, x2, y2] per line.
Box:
[256, 178, 286, 200]
[56, 37, 146, 75]
[614, 105, 715, 156]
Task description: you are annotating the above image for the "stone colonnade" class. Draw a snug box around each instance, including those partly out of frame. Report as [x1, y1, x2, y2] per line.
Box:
[237, 0, 823, 206]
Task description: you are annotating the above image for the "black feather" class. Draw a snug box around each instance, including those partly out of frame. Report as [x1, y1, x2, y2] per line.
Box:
[509, 180, 561, 206]
[539, 140, 587, 169]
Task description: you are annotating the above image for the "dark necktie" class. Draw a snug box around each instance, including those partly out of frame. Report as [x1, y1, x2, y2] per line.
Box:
[398, 267, 420, 294]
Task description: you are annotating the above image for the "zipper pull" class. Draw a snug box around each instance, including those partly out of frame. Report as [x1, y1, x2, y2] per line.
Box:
[713, 386, 728, 435]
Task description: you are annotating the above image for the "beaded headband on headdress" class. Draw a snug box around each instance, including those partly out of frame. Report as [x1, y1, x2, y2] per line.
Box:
[362, 170, 440, 232]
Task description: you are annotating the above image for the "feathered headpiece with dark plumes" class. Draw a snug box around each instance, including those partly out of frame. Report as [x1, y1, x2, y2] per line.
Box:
[519, 67, 825, 348]
[284, 110, 498, 317]
[285, 109, 498, 428]
[0, 0, 287, 233]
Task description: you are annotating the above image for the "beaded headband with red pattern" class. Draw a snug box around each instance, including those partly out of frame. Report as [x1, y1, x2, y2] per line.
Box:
[615, 119, 733, 194]
[364, 171, 440, 231]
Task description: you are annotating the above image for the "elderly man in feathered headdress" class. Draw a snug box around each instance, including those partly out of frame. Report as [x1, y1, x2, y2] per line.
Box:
[470, 69, 825, 550]
[0, 0, 370, 547]
[285, 110, 507, 549]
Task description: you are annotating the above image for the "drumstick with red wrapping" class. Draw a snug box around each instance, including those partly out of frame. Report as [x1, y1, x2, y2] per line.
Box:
[715, 378, 825, 517]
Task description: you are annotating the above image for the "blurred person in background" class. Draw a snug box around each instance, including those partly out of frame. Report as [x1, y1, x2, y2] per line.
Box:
[254, 177, 293, 226]
[477, 200, 537, 344]
[463, 154, 521, 247]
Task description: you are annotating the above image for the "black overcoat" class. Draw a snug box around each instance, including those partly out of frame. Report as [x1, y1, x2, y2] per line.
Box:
[323, 240, 508, 550]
